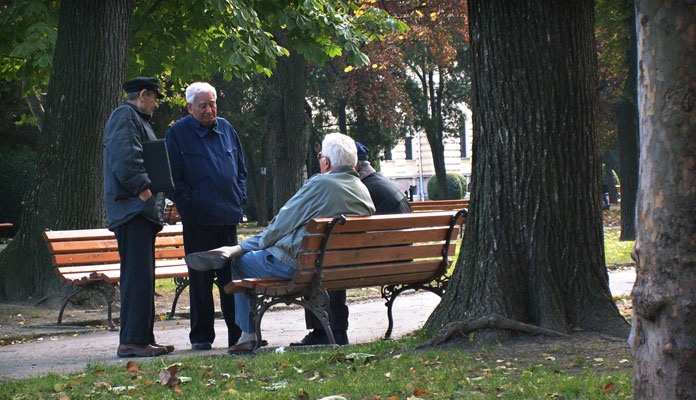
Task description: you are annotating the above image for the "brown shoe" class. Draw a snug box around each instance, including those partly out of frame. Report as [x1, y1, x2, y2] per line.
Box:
[151, 343, 175, 354]
[117, 343, 168, 358]
[227, 341, 256, 355]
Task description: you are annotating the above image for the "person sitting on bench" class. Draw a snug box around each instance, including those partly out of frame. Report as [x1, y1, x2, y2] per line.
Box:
[185, 133, 375, 354]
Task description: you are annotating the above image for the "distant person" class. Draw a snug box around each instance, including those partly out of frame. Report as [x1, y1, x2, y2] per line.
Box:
[185, 133, 375, 354]
[165, 82, 247, 351]
[103, 77, 173, 357]
[291, 141, 412, 346]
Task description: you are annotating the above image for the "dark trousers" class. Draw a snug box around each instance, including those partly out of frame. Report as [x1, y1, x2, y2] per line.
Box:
[305, 289, 349, 332]
[183, 224, 241, 347]
[114, 215, 161, 345]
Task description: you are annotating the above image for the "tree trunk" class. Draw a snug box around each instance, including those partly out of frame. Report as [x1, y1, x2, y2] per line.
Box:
[271, 42, 309, 212]
[630, 1, 696, 398]
[425, 70, 449, 200]
[615, 1, 639, 241]
[0, 0, 135, 301]
[425, 0, 629, 341]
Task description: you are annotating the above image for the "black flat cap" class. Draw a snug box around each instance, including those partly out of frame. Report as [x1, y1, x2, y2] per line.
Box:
[123, 76, 164, 99]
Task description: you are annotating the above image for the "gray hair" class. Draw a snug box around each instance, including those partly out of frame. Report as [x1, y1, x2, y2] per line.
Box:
[321, 133, 358, 168]
[185, 82, 217, 104]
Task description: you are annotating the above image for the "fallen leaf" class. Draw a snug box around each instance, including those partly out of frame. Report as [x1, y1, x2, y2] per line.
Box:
[126, 361, 139, 372]
[603, 382, 615, 393]
[298, 388, 309, 399]
[413, 388, 430, 396]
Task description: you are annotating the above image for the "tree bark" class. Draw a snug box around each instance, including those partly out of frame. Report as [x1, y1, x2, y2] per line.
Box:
[270, 39, 310, 212]
[0, 0, 135, 300]
[615, 1, 639, 241]
[630, 1, 696, 398]
[425, 0, 629, 342]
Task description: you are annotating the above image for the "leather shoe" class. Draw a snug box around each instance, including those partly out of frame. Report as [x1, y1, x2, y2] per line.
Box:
[227, 340, 256, 355]
[290, 330, 328, 346]
[151, 342, 175, 354]
[117, 343, 168, 358]
[290, 329, 349, 346]
[191, 342, 212, 350]
[185, 246, 242, 271]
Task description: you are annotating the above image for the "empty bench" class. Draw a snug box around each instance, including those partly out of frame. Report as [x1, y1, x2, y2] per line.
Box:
[42, 224, 189, 329]
[224, 209, 467, 349]
[409, 199, 470, 212]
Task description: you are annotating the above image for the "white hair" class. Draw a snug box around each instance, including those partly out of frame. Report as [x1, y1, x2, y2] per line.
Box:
[185, 82, 217, 104]
[321, 133, 357, 168]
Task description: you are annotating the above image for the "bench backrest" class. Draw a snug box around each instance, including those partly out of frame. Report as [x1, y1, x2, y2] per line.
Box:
[295, 210, 466, 291]
[409, 199, 469, 212]
[164, 203, 182, 224]
[42, 224, 185, 282]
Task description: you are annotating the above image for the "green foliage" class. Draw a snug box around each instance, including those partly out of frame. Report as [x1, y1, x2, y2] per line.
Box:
[0, 0, 58, 94]
[602, 164, 620, 186]
[427, 172, 466, 200]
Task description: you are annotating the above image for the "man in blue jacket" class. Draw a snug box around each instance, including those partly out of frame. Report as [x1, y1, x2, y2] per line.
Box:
[104, 77, 173, 357]
[166, 82, 247, 351]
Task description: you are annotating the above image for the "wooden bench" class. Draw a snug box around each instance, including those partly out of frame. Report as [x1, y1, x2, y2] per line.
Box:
[42, 224, 189, 329]
[223, 209, 467, 349]
[409, 199, 469, 212]
[164, 202, 181, 224]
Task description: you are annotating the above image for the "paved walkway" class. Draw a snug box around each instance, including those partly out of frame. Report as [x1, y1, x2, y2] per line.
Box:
[0, 268, 635, 383]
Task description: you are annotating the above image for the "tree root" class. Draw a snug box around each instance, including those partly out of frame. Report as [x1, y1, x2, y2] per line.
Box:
[418, 314, 569, 348]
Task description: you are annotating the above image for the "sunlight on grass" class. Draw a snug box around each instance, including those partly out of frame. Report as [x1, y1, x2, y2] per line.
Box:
[604, 228, 635, 268]
[0, 336, 633, 399]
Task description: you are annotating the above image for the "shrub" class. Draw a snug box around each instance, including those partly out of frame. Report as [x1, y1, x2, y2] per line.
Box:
[426, 172, 466, 200]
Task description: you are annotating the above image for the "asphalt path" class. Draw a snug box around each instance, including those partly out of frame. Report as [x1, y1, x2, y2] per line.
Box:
[0, 268, 635, 383]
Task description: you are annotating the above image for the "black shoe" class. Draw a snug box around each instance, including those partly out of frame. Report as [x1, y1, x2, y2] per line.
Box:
[290, 330, 329, 346]
[191, 342, 212, 350]
[332, 330, 349, 346]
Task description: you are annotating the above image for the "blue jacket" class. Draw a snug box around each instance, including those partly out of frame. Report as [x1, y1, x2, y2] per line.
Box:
[103, 102, 165, 230]
[165, 115, 247, 226]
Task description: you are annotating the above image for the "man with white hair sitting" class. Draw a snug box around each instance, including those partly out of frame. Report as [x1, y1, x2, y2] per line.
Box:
[185, 133, 375, 354]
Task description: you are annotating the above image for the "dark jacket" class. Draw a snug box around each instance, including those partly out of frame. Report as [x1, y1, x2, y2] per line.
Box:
[103, 102, 165, 230]
[165, 115, 247, 226]
[361, 172, 411, 215]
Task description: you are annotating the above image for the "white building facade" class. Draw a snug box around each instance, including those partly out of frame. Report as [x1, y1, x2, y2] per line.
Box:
[379, 108, 473, 201]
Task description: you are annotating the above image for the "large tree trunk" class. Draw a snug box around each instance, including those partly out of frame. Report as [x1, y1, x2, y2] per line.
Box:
[630, 1, 696, 398]
[615, 1, 639, 241]
[425, 1, 629, 341]
[0, 0, 135, 301]
[270, 42, 310, 212]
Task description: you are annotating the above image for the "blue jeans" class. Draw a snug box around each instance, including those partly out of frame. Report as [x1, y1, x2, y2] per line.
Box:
[232, 250, 295, 333]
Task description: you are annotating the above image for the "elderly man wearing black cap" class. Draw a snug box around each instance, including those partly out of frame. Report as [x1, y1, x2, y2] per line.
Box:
[291, 141, 412, 347]
[103, 76, 173, 357]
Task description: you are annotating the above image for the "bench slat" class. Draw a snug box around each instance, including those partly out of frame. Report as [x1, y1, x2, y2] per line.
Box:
[297, 242, 455, 269]
[300, 226, 460, 251]
[305, 211, 462, 234]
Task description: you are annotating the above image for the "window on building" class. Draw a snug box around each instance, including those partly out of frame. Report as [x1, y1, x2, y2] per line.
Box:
[405, 136, 413, 160]
[460, 119, 467, 158]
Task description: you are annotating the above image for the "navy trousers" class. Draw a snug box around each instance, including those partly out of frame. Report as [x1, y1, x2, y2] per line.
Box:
[114, 215, 160, 345]
[182, 224, 241, 347]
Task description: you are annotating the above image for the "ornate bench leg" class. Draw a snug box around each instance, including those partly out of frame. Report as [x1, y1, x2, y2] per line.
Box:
[301, 288, 335, 345]
[57, 282, 82, 326]
[168, 277, 189, 319]
[94, 283, 118, 330]
[381, 282, 447, 339]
